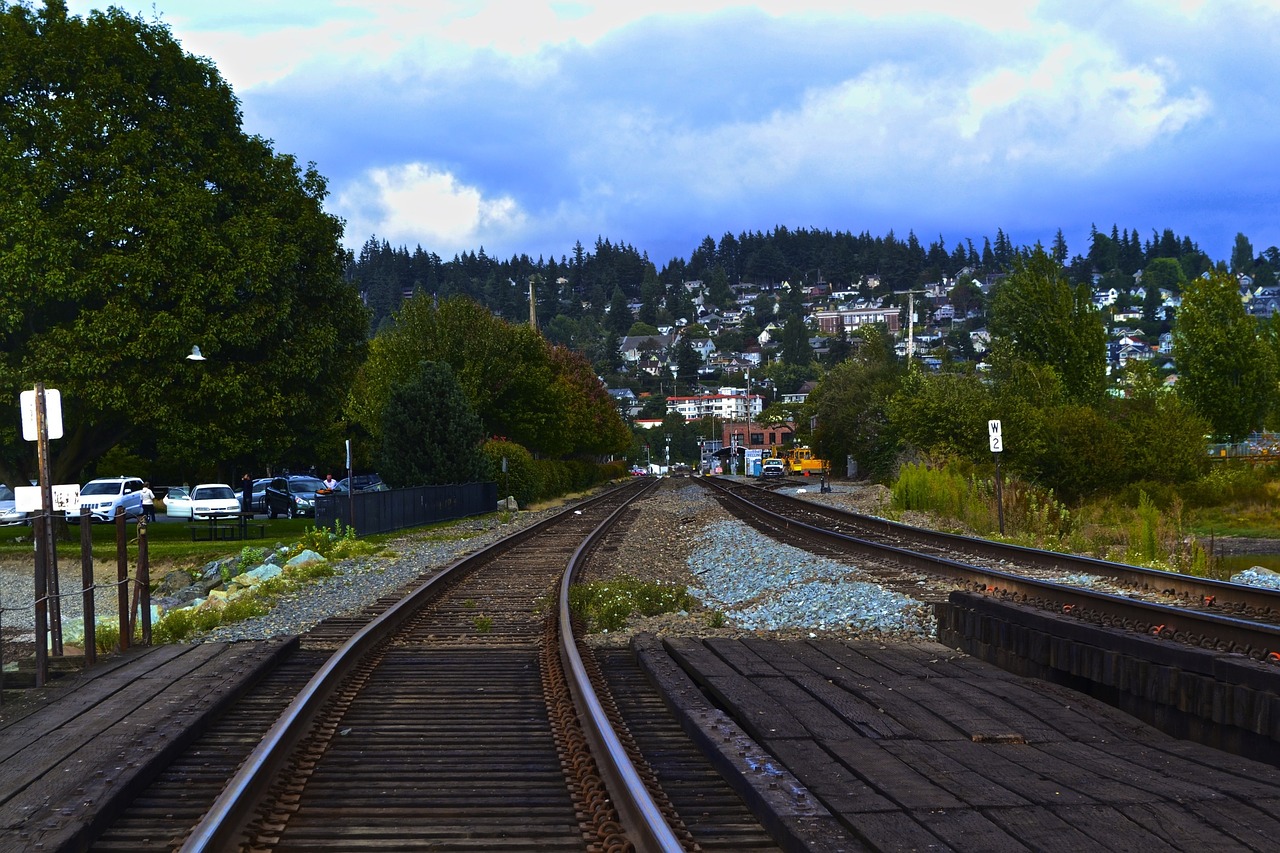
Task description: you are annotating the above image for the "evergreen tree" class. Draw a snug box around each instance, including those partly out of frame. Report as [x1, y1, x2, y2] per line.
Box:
[1050, 229, 1068, 264]
[606, 287, 632, 336]
[1232, 233, 1256, 274]
[379, 361, 487, 487]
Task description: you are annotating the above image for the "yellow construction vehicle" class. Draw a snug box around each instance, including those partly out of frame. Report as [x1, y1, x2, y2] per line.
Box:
[785, 446, 827, 476]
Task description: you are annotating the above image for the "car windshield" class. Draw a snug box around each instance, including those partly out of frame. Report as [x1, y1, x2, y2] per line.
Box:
[0, 485, 13, 501]
[194, 486, 235, 500]
[291, 478, 324, 492]
[82, 482, 123, 496]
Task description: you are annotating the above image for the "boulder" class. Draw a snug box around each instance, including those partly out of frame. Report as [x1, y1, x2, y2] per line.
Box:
[230, 563, 283, 588]
[154, 569, 194, 597]
[285, 549, 327, 569]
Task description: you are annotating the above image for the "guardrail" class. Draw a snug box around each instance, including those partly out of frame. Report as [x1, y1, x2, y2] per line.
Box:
[314, 482, 497, 536]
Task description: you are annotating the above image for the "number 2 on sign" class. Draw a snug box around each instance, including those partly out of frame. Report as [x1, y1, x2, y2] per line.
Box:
[988, 419, 1003, 453]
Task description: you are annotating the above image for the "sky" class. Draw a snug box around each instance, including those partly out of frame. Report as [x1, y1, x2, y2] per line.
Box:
[62, 0, 1280, 269]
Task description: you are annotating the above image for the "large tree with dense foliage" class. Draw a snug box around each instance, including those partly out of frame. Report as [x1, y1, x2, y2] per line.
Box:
[0, 1, 368, 484]
[349, 294, 628, 459]
[888, 371, 993, 462]
[809, 326, 903, 479]
[989, 249, 1106, 405]
[1173, 270, 1277, 441]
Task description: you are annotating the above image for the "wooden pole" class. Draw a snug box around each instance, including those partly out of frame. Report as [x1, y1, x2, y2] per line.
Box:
[116, 506, 129, 651]
[81, 505, 95, 665]
[137, 519, 151, 646]
[33, 383, 56, 683]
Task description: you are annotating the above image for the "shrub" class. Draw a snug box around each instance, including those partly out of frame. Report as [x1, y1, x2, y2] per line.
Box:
[568, 576, 695, 632]
[286, 522, 375, 561]
[482, 439, 541, 507]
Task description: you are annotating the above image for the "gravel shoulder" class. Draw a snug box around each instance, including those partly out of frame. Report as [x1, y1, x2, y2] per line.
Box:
[2, 478, 1276, 653]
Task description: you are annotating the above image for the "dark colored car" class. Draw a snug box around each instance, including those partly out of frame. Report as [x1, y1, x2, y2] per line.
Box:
[264, 476, 324, 518]
[335, 474, 387, 493]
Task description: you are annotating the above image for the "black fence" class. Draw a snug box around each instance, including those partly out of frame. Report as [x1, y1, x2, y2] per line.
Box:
[315, 482, 498, 536]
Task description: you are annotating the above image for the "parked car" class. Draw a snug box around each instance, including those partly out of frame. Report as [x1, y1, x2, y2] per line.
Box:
[334, 474, 387, 493]
[73, 476, 145, 523]
[0, 484, 29, 526]
[264, 476, 324, 518]
[163, 486, 193, 519]
[190, 483, 241, 520]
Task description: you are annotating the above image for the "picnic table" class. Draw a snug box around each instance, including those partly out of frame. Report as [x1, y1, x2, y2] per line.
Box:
[187, 512, 266, 541]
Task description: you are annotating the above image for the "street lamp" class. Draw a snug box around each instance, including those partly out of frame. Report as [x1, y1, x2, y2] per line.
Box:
[664, 433, 671, 474]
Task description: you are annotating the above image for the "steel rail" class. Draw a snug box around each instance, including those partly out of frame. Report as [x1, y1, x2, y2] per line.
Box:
[703, 477, 1280, 660]
[711, 478, 1280, 616]
[180, 479, 658, 852]
[558, 479, 685, 853]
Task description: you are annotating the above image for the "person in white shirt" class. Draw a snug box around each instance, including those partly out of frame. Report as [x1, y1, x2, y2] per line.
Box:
[140, 482, 156, 522]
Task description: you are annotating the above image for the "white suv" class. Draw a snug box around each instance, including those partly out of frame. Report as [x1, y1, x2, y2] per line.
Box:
[74, 476, 146, 523]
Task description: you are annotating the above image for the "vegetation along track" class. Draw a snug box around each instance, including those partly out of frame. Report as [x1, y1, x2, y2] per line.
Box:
[703, 477, 1280, 662]
[94, 478, 739, 852]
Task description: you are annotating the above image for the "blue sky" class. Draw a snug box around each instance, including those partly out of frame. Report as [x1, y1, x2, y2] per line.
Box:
[64, 0, 1280, 268]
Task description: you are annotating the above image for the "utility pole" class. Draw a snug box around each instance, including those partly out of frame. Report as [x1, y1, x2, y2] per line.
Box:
[894, 289, 927, 366]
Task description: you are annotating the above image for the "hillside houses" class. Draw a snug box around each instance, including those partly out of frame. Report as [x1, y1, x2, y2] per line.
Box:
[604, 265, 1280, 410]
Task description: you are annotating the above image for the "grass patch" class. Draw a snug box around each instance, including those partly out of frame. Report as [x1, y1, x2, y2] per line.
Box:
[569, 576, 695, 632]
[0, 516, 318, 576]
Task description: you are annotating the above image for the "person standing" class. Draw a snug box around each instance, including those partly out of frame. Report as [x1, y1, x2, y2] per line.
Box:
[323, 473, 338, 491]
[241, 473, 254, 516]
[140, 482, 156, 522]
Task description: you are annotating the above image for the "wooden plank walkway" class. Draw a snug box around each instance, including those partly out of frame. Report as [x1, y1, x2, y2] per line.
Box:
[649, 635, 1280, 852]
[0, 639, 295, 852]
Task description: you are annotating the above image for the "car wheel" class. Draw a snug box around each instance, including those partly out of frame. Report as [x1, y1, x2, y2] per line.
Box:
[268, 504, 277, 519]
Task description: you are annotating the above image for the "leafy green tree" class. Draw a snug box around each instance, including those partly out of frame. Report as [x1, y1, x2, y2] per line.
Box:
[1031, 404, 1126, 503]
[947, 278, 984, 321]
[379, 362, 487, 487]
[349, 295, 557, 451]
[989, 249, 1106, 405]
[1141, 257, 1184, 324]
[888, 371, 993, 462]
[0, 1, 369, 485]
[350, 295, 628, 458]
[809, 326, 903, 479]
[1174, 270, 1277, 440]
[547, 345, 631, 456]
[627, 322, 660, 337]
[1111, 363, 1209, 486]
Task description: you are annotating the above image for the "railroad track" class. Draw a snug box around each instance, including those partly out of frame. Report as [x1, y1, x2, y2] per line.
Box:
[702, 477, 1280, 662]
[88, 478, 784, 852]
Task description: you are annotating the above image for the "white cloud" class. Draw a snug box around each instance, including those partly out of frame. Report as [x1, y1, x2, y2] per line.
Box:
[335, 163, 528, 253]
[636, 29, 1211, 210]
